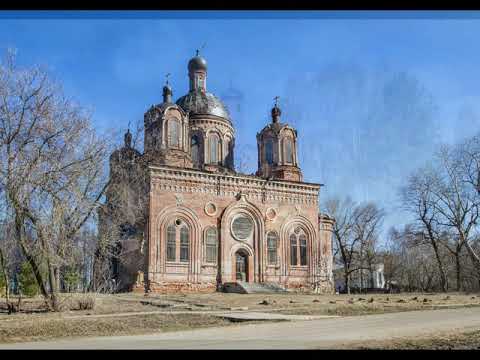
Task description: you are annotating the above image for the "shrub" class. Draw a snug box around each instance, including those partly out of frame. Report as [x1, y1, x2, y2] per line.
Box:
[77, 294, 96, 310]
[63, 268, 81, 292]
[18, 261, 40, 297]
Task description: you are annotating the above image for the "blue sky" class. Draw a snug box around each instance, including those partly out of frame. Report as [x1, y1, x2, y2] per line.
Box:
[2, 11, 480, 237]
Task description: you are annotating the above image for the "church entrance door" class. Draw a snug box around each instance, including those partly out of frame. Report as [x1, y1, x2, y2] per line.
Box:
[235, 250, 248, 282]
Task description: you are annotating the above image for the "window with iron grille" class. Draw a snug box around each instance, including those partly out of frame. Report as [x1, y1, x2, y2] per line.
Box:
[209, 133, 219, 164]
[205, 227, 218, 264]
[284, 137, 294, 164]
[299, 234, 307, 266]
[168, 119, 180, 148]
[265, 139, 274, 165]
[180, 226, 189, 262]
[191, 135, 200, 167]
[267, 232, 278, 265]
[166, 224, 176, 261]
[290, 234, 297, 266]
[290, 228, 308, 266]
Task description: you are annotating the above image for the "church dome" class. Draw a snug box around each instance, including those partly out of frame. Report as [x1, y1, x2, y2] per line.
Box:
[176, 91, 231, 121]
[188, 55, 207, 73]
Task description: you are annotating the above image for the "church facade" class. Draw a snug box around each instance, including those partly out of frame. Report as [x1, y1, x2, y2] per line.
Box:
[101, 53, 335, 294]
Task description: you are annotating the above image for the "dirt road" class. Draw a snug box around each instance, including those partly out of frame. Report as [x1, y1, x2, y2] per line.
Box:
[1, 307, 480, 349]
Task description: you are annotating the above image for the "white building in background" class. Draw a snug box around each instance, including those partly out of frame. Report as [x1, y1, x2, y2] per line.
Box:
[333, 263, 386, 293]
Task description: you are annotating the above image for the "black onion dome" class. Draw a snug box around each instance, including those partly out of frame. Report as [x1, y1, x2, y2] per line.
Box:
[176, 91, 231, 122]
[110, 145, 141, 162]
[188, 55, 208, 72]
[163, 83, 172, 97]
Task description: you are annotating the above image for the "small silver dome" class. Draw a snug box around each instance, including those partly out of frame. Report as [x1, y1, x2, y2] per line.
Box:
[176, 91, 231, 121]
[188, 56, 207, 73]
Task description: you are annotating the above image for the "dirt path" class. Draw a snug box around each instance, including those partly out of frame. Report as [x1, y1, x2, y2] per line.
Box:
[1, 307, 480, 349]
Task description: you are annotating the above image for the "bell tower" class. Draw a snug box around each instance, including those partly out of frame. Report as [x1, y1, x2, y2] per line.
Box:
[256, 98, 303, 182]
[143, 75, 192, 168]
[188, 49, 207, 93]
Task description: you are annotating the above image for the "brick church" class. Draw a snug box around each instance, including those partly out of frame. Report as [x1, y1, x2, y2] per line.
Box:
[100, 52, 335, 294]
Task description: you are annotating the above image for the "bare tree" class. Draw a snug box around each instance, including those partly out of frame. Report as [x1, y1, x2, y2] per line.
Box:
[454, 134, 480, 282]
[93, 118, 148, 292]
[0, 209, 18, 312]
[0, 49, 111, 311]
[326, 197, 384, 293]
[352, 203, 384, 291]
[401, 165, 449, 291]
[429, 144, 480, 289]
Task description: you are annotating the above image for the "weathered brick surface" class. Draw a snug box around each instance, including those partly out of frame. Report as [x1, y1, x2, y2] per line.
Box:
[148, 281, 217, 294]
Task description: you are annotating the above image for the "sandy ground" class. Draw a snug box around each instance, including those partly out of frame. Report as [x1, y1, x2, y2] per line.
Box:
[1, 291, 479, 344]
[1, 307, 479, 349]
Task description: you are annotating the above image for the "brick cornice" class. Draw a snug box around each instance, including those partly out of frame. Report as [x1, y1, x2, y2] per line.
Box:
[149, 165, 320, 206]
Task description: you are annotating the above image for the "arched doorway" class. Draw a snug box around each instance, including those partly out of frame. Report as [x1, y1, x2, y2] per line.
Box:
[235, 249, 249, 282]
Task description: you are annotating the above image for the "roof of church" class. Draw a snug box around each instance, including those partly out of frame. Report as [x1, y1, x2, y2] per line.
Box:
[188, 55, 207, 73]
[176, 90, 231, 123]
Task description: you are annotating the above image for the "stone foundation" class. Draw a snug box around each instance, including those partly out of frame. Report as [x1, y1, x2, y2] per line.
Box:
[284, 280, 334, 294]
[147, 281, 217, 294]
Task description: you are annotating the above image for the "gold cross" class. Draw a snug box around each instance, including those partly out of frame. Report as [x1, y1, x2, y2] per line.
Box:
[165, 73, 171, 84]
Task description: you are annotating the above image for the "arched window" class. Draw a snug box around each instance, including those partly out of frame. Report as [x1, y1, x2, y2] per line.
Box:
[299, 234, 307, 266]
[267, 232, 278, 265]
[290, 228, 308, 266]
[284, 137, 294, 164]
[265, 139, 274, 165]
[205, 227, 218, 264]
[209, 133, 220, 164]
[224, 137, 231, 167]
[168, 119, 180, 148]
[197, 76, 205, 90]
[166, 224, 176, 261]
[191, 135, 200, 167]
[290, 234, 297, 266]
[180, 226, 189, 262]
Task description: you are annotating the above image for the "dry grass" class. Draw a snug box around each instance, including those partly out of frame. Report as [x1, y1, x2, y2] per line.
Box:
[0, 312, 236, 344]
[133, 291, 480, 316]
[344, 329, 480, 349]
[0, 291, 479, 344]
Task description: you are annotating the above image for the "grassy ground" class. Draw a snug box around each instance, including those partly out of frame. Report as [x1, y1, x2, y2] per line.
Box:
[0, 292, 479, 344]
[133, 291, 480, 316]
[0, 312, 236, 344]
[342, 329, 480, 349]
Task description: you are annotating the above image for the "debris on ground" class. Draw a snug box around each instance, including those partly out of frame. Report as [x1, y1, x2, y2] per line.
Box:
[358, 298, 366, 301]
[313, 299, 320, 303]
[397, 299, 406, 303]
[368, 298, 374, 303]
[443, 296, 451, 301]
[259, 300, 270, 305]
[411, 297, 418, 301]
[329, 300, 336, 304]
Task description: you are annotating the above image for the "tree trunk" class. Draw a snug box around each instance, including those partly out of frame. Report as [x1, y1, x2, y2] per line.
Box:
[46, 259, 60, 311]
[455, 251, 462, 292]
[15, 218, 50, 309]
[344, 270, 350, 294]
[430, 238, 448, 292]
[0, 249, 10, 304]
[464, 242, 480, 285]
[422, 221, 448, 292]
